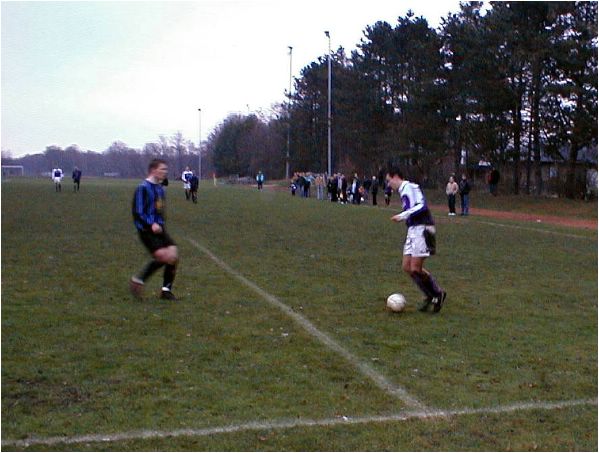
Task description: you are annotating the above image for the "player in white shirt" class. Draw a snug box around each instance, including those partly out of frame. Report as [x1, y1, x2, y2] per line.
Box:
[386, 166, 446, 313]
[181, 166, 193, 200]
[51, 167, 64, 192]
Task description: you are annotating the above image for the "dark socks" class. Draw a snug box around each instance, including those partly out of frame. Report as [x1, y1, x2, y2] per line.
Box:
[411, 271, 442, 298]
[163, 264, 177, 291]
[410, 272, 433, 298]
[138, 260, 164, 282]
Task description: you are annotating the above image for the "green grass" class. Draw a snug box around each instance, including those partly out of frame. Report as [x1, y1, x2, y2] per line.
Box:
[2, 177, 597, 451]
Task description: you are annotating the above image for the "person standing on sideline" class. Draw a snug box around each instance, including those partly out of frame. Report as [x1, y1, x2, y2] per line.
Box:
[327, 175, 338, 202]
[256, 170, 265, 190]
[459, 173, 471, 216]
[371, 176, 379, 206]
[72, 167, 82, 192]
[446, 175, 459, 216]
[351, 173, 361, 204]
[488, 167, 500, 196]
[384, 181, 392, 206]
[316, 174, 325, 200]
[52, 167, 63, 192]
[189, 172, 199, 204]
[181, 166, 193, 200]
[130, 159, 179, 301]
[386, 167, 446, 313]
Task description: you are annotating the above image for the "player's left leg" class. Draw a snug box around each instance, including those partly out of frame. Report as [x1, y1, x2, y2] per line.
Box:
[154, 245, 178, 300]
[406, 256, 446, 313]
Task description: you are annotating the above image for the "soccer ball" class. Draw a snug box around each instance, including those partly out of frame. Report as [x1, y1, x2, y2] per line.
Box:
[386, 293, 406, 312]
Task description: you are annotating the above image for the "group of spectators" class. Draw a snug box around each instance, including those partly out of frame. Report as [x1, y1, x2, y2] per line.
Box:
[290, 171, 395, 207]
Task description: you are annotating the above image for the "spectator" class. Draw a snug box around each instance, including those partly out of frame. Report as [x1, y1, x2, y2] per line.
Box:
[446, 175, 459, 216]
[384, 181, 392, 206]
[459, 173, 471, 216]
[488, 167, 500, 196]
[371, 176, 379, 206]
[350, 173, 361, 205]
[316, 174, 325, 200]
[328, 175, 338, 202]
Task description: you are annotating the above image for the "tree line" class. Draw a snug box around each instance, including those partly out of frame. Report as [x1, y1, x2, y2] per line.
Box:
[2, 2, 596, 198]
[210, 1, 597, 197]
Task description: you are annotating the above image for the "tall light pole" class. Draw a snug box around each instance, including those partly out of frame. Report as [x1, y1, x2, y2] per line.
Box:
[198, 108, 202, 182]
[286, 45, 293, 180]
[324, 30, 332, 176]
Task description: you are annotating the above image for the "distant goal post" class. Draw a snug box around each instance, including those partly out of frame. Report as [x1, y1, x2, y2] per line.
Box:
[1, 165, 24, 177]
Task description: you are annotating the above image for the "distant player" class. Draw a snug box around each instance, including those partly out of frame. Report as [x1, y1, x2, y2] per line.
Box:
[51, 167, 64, 192]
[386, 166, 446, 313]
[72, 167, 82, 192]
[189, 173, 199, 204]
[256, 170, 265, 190]
[130, 158, 179, 301]
[181, 166, 193, 200]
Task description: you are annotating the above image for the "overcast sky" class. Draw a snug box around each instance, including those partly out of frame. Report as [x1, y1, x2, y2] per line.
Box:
[1, 0, 464, 157]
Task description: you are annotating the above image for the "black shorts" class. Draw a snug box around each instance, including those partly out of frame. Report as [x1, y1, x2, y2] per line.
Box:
[138, 229, 176, 253]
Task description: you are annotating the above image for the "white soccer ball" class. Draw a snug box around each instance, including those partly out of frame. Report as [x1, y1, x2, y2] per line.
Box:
[386, 293, 406, 312]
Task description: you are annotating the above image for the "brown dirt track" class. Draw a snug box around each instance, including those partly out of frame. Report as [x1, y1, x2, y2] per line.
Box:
[428, 205, 597, 230]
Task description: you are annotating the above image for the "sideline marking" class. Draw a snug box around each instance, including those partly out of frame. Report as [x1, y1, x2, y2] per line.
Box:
[187, 237, 426, 410]
[3, 398, 595, 448]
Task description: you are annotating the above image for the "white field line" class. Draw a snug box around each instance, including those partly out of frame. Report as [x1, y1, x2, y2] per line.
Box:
[186, 238, 426, 411]
[3, 398, 596, 448]
[472, 219, 596, 240]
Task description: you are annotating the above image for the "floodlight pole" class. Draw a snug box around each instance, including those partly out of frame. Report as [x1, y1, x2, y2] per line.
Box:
[198, 108, 202, 182]
[286, 45, 293, 180]
[325, 30, 332, 176]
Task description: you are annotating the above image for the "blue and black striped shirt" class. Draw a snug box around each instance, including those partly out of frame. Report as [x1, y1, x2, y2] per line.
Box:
[132, 180, 166, 231]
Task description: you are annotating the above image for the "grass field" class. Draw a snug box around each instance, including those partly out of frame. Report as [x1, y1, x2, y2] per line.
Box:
[2, 177, 597, 451]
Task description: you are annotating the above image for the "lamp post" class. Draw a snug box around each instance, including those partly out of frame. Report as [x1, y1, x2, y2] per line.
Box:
[324, 30, 332, 176]
[286, 45, 293, 180]
[198, 108, 202, 181]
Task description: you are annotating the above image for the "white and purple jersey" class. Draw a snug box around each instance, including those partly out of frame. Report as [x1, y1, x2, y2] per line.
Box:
[396, 181, 434, 227]
[181, 170, 193, 183]
[52, 168, 63, 181]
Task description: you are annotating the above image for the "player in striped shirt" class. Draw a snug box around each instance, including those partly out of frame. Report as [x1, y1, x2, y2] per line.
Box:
[130, 159, 179, 301]
[386, 166, 446, 313]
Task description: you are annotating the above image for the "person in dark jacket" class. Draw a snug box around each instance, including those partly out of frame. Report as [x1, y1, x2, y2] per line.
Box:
[340, 174, 348, 204]
[371, 176, 379, 206]
[328, 175, 338, 202]
[189, 173, 199, 204]
[459, 173, 471, 216]
[350, 173, 361, 204]
[72, 167, 82, 192]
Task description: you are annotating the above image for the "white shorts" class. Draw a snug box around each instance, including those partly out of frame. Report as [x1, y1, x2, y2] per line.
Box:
[53, 177, 62, 184]
[183, 182, 191, 190]
[403, 225, 434, 257]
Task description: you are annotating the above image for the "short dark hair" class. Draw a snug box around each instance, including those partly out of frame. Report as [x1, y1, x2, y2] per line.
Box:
[148, 158, 167, 173]
[386, 166, 403, 179]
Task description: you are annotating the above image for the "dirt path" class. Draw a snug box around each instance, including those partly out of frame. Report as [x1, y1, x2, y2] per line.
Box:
[428, 204, 597, 230]
[260, 184, 597, 231]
